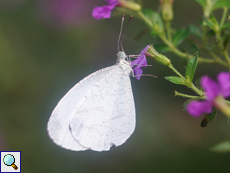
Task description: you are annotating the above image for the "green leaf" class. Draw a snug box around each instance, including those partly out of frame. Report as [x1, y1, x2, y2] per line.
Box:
[142, 8, 164, 36]
[210, 14, 219, 27]
[172, 29, 189, 46]
[195, 0, 206, 7]
[185, 51, 199, 83]
[204, 15, 219, 32]
[188, 25, 202, 37]
[165, 76, 187, 85]
[154, 45, 170, 53]
[210, 141, 230, 153]
[203, 18, 215, 30]
[151, 30, 160, 36]
[220, 22, 230, 30]
[201, 108, 218, 127]
[212, 1, 230, 10]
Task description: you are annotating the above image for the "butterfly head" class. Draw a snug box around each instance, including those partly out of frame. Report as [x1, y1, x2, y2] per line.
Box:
[117, 51, 126, 60]
[117, 51, 131, 65]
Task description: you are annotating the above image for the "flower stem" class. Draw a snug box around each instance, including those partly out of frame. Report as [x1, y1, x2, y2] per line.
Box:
[159, 34, 216, 63]
[223, 49, 230, 66]
[165, 21, 172, 42]
[208, 52, 230, 68]
[175, 91, 203, 99]
[137, 11, 153, 29]
[159, 34, 185, 57]
[190, 83, 204, 96]
[168, 64, 185, 79]
[220, 7, 228, 29]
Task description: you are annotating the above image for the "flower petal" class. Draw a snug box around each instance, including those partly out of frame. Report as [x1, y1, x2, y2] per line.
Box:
[130, 56, 142, 67]
[138, 55, 147, 66]
[201, 76, 220, 101]
[131, 54, 147, 80]
[217, 72, 230, 98]
[131, 54, 147, 67]
[187, 100, 213, 117]
[133, 66, 143, 80]
[92, 4, 116, 20]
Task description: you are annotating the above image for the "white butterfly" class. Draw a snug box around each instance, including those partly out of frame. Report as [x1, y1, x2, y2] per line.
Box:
[47, 16, 139, 151]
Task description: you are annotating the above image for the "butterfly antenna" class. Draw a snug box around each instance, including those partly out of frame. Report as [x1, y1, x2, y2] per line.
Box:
[120, 15, 133, 52]
[118, 15, 125, 52]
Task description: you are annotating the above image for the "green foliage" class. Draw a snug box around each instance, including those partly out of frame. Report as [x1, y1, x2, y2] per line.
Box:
[142, 8, 164, 36]
[172, 29, 190, 46]
[195, 0, 206, 7]
[212, 1, 230, 10]
[220, 22, 230, 30]
[196, 0, 230, 13]
[138, 0, 230, 123]
[204, 14, 219, 32]
[165, 76, 187, 85]
[188, 25, 202, 37]
[185, 52, 199, 83]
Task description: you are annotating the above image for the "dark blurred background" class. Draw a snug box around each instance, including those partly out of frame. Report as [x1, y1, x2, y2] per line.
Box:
[0, 0, 230, 172]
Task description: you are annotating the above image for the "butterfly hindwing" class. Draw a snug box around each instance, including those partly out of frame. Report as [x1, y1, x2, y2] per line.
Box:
[47, 66, 116, 151]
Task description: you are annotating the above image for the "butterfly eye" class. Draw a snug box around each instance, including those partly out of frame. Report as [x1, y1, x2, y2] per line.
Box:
[117, 51, 126, 60]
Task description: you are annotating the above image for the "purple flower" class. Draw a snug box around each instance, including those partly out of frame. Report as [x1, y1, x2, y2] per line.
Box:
[187, 72, 230, 117]
[92, 0, 119, 20]
[130, 46, 149, 80]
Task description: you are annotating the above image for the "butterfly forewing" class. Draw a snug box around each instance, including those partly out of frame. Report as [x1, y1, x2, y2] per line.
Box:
[69, 62, 135, 151]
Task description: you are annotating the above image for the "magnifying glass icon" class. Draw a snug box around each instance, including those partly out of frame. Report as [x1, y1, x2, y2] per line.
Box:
[3, 154, 18, 170]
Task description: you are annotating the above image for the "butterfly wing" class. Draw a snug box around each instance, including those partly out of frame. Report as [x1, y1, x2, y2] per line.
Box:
[47, 66, 115, 151]
[69, 63, 135, 151]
